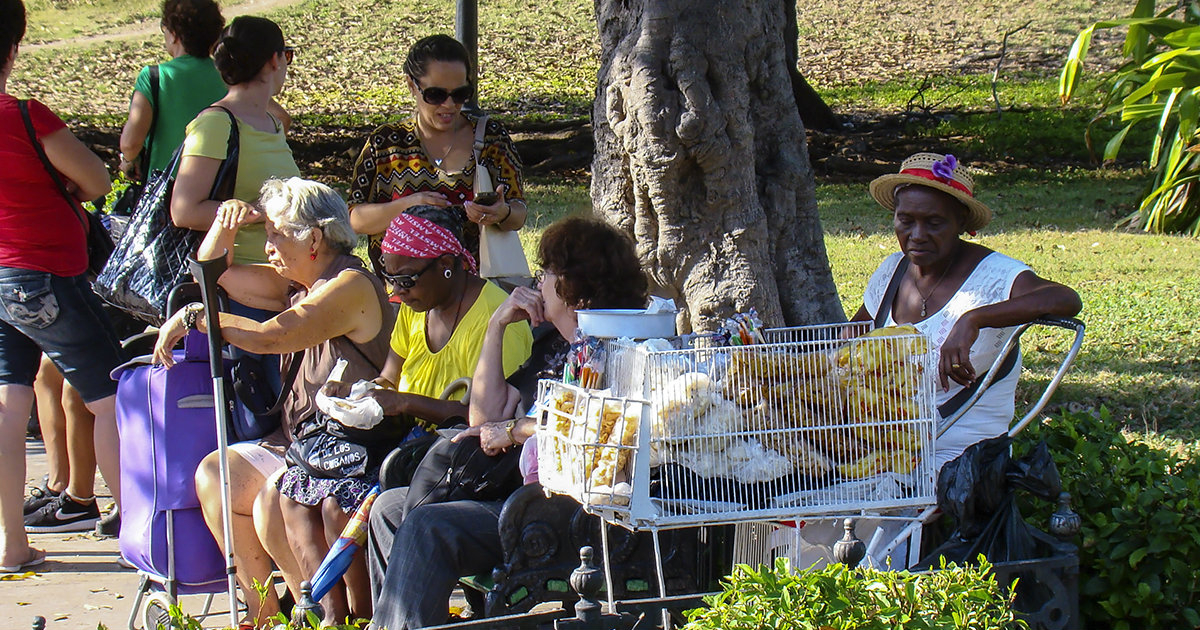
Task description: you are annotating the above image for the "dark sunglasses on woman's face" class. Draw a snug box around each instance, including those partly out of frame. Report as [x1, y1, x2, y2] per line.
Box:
[280, 46, 296, 63]
[413, 80, 474, 106]
[380, 257, 439, 289]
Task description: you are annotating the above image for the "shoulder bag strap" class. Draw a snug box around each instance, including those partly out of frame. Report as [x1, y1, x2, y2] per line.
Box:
[206, 106, 241, 200]
[139, 64, 160, 179]
[17, 100, 89, 236]
[874, 255, 908, 329]
[472, 113, 489, 171]
[938, 339, 1020, 419]
[262, 350, 304, 417]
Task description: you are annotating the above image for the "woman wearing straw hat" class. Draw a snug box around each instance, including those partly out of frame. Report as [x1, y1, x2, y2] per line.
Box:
[851, 152, 1082, 470]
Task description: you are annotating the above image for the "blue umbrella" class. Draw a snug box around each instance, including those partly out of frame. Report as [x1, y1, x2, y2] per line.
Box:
[310, 484, 380, 601]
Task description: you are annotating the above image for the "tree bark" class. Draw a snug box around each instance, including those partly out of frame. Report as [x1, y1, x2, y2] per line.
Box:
[592, 0, 843, 333]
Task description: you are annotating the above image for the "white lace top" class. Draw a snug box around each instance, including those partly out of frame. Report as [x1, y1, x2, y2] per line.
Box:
[863, 251, 1032, 471]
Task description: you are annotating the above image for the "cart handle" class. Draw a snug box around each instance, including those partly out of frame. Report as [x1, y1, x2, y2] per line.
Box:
[937, 316, 1085, 439]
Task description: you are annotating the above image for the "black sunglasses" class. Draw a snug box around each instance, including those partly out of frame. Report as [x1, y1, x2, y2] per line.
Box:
[380, 257, 439, 289]
[280, 46, 296, 64]
[413, 80, 473, 106]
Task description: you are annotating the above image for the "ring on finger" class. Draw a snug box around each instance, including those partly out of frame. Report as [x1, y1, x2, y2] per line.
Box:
[951, 363, 961, 369]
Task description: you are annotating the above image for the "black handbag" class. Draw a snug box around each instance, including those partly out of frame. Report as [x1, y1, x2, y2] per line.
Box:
[402, 429, 524, 514]
[94, 107, 240, 324]
[17, 100, 116, 277]
[286, 411, 412, 479]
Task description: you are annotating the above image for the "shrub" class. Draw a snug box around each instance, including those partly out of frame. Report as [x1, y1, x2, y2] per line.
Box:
[1059, 1, 1200, 236]
[681, 557, 1023, 630]
[1017, 407, 1200, 629]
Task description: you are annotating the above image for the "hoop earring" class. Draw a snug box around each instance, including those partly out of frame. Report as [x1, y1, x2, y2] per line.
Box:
[444, 268, 452, 279]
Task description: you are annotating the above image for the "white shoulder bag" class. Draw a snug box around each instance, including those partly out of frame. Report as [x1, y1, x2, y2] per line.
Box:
[473, 115, 530, 279]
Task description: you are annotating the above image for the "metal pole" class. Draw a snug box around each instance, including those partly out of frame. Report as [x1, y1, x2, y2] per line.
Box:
[455, 0, 481, 111]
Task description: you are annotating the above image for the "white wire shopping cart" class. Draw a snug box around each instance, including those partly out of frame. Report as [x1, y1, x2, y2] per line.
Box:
[533, 321, 952, 610]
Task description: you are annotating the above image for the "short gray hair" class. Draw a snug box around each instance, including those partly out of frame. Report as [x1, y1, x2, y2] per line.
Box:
[259, 178, 357, 254]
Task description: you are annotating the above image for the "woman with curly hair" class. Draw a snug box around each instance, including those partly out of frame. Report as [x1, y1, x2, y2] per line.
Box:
[367, 215, 649, 630]
[118, 0, 228, 179]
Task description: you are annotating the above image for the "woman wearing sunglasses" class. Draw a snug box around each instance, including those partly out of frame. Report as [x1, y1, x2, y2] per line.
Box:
[347, 34, 527, 274]
[355, 205, 532, 428]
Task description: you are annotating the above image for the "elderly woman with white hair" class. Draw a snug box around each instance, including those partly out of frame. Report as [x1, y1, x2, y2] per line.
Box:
[153, 176, 394, 624]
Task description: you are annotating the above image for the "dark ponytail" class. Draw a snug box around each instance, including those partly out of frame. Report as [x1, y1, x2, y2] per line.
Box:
[212, 15, 284, 85]
[403, 34, 471, 82]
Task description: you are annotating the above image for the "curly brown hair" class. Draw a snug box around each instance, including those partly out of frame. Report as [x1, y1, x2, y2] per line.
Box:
[537, 216, 648, 310]
[161, 0, 224, 58]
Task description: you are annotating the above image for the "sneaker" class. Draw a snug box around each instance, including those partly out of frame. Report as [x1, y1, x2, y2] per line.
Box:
[95, 509, 121, 538]
[24, 495, 101, 533]
[23, 484, 61, 516]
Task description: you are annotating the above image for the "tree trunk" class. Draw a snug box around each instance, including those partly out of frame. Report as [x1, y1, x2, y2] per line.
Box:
[592, 0, 844, 333]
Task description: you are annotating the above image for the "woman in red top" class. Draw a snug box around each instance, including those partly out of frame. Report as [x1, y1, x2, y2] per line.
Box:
[0, 0, 123, 572]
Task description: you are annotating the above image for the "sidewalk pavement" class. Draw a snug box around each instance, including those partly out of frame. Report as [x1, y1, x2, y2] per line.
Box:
[5, 436, 235, 630]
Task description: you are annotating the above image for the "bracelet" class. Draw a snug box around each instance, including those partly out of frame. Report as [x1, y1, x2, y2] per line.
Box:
[183, 303, 203, 330]
[504, 419, 518, 444]
[119, 151, 137, 164]
[498, 204, 513, 225]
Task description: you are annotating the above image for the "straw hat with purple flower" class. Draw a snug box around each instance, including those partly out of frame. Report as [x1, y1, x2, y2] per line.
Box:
[869, 152, 993, 233]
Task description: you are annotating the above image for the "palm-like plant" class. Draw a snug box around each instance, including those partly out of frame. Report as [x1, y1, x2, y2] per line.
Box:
[1060, 0, 1200, 236]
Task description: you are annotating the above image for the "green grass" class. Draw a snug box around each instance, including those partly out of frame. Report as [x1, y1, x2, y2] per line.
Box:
[11, 0, 598, 122]
[22, 0, 159, 43]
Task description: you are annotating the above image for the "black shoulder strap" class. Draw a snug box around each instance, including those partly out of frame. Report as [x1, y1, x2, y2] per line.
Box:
[938, 341, 1020, 419]
[874, 255, 909, 329]
[264, 350, 304, 416]
[141, 64, 160, 178]
[17, 100, 88, 235]
[206, 106, 241, 200]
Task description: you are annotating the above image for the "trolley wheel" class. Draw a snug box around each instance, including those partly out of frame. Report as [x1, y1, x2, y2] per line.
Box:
[144, 592, 175, 630]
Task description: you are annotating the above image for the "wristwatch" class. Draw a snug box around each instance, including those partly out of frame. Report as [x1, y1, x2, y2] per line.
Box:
[183, 302, 204, 330]
[504, 419, 518, 444]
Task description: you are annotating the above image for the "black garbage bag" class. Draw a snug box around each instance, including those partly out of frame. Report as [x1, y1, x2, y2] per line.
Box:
[919, 435, 1068, 626]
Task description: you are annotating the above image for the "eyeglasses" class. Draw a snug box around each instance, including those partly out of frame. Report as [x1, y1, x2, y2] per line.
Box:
[280, 46, 296, 64]
[380, 258, 438, 290]
[534, 269, 553, 285]
[412, 80, 474, 106]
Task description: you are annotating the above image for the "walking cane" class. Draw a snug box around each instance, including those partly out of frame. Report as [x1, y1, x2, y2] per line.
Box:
[190, 252, 240, 628]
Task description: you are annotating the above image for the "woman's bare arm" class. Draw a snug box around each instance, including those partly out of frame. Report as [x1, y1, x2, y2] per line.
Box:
[40, 128, 111, 201]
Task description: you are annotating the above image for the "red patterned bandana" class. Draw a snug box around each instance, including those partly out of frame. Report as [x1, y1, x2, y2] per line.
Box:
[381, 213, 477, 274]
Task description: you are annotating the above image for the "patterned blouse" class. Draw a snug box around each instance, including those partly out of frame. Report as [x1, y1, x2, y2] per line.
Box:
[348, 111, 525, 272]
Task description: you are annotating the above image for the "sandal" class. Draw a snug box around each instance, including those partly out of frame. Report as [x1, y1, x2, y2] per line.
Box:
[0, 547, 46, 573]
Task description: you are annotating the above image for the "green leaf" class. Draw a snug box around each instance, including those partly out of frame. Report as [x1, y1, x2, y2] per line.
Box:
[1178, 88, 1200, 141]
[1128, 546, 1149, 569]
[1164, 25, 1200, 48]
[1151, 88, 1181, 167]
[1104, 123, 1135, 160]
[1060, 26, 1095, 104]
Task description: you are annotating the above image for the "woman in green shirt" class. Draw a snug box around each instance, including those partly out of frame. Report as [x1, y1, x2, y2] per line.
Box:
[118, 0, 227, 179]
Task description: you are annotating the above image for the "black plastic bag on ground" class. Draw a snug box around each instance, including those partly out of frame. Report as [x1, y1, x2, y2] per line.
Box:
[919, 435, 1067, 625]
[921, 435, 1061, 566]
